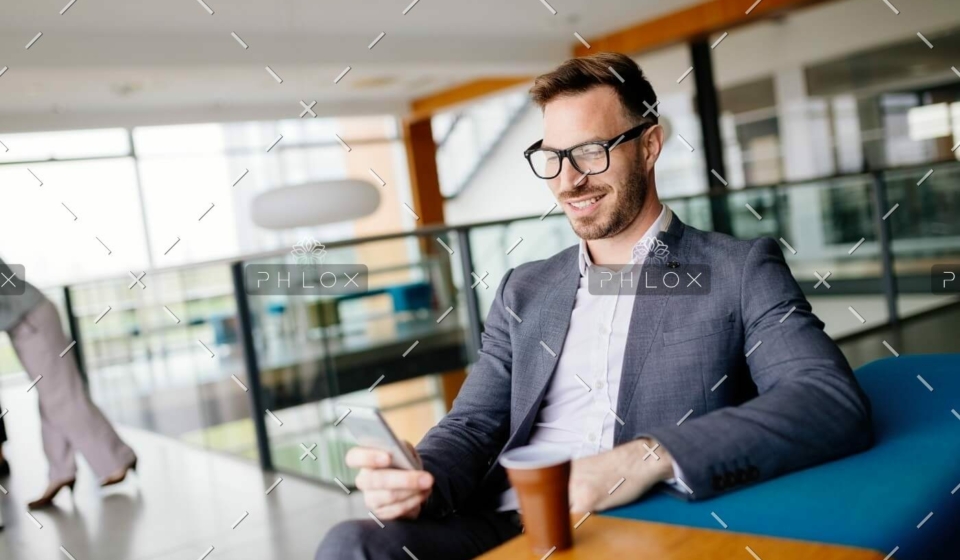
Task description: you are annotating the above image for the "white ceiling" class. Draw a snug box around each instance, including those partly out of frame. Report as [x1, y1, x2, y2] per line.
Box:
[0, 0, 704, 132]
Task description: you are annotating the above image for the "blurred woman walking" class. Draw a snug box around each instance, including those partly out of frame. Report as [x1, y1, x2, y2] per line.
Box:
[0, 257, 137, 509]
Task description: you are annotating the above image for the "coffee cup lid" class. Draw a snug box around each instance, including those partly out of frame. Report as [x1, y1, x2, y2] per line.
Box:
[498, 445, 571, 470]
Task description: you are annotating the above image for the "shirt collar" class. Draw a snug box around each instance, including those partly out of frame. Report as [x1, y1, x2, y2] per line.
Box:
[578, 204, 671, 276]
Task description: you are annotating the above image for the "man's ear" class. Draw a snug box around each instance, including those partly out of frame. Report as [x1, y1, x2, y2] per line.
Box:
[641, 124, 665, 169]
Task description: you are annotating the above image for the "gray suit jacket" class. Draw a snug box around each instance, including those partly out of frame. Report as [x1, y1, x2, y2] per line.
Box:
[416, 212, 873, 518]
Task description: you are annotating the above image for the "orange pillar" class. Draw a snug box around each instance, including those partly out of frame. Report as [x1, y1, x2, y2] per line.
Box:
[402, 116, 467, 411]
[402, 117, 445, 226]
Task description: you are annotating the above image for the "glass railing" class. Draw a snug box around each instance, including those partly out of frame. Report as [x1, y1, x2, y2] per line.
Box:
[1, 159, 956, 490]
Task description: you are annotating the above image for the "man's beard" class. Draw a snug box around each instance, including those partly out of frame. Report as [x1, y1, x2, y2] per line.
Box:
[566, 164, 648, 241]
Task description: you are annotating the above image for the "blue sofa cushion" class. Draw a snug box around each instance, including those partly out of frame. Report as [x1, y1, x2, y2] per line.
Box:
[606, 354, 960, 559]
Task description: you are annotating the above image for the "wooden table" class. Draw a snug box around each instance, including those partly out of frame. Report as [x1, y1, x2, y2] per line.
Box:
[478, 515, 887, 560]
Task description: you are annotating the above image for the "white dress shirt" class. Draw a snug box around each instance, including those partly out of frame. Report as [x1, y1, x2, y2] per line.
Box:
[498, 204, 684, 511]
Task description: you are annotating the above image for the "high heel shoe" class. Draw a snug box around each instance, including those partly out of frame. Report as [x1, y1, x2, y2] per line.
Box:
[27, 478, 76, 510]
[100, 456, 137, 488]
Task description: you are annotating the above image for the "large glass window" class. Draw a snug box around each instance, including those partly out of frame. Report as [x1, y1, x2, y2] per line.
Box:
[133, 116, 408, 266]
[714, 10, 960, 188]
[0, 116, 408, 285]
[0, 154, 150, 286]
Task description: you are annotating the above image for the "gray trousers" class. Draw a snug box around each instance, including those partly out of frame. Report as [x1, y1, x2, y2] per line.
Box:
[316, 509, 522, 560]
[8, 298, 135, 483]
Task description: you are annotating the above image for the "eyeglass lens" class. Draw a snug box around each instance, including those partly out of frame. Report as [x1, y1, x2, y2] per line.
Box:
[529, 143, 607, 179]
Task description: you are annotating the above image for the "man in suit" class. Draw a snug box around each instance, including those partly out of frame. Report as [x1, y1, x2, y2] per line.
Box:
[316, 52, 873, 560]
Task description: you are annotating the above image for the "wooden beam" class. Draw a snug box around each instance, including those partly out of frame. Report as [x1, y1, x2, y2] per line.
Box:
[410, 77, 531, 121]
[573, 0, 831, 57]
[402, 116, 468, 406]
[402, 117, 445, 226]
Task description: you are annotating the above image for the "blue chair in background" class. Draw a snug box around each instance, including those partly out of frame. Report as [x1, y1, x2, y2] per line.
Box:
[384, 282, 433, 314]
[607, 354, 960, 559]
[209, 313, 240, 345]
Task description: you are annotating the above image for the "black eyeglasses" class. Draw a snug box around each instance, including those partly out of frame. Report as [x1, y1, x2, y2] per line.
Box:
[523, 122, 654, 180]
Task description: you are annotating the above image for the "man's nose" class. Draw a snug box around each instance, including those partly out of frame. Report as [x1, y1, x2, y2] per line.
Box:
[557, 156, 588, 190]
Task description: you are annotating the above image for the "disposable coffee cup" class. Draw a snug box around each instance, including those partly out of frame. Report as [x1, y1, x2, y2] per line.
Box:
[499, 446, 573, 554]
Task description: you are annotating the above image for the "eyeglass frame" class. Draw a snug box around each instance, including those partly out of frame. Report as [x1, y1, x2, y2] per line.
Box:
[523, 121, 655, 180]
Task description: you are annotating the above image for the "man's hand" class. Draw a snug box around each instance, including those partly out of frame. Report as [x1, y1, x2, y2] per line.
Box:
[568, 438, 674, 514]
[346, 442, 434, 521]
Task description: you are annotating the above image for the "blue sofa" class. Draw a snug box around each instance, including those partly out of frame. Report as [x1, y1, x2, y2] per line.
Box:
[607, 354, 960, 559]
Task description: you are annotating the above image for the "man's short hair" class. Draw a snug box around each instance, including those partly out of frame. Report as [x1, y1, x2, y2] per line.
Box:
[528, 52, 658, 126]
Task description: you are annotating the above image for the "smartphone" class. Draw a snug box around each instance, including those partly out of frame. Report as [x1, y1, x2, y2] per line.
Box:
[340, 405, 421, 470]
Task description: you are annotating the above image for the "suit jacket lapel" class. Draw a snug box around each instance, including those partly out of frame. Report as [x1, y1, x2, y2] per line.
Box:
[614, 211, 686, 443]
[511, 249, 581, 442]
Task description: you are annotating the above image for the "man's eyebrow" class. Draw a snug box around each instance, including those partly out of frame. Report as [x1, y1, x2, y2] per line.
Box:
[541, 135, 605, 150]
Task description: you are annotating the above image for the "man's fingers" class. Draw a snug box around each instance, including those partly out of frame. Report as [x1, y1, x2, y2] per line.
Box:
[345, 447, 391, 469]
[363, 488, 421, 511]
[356, 468, 433, 491]
[373, 490, 428, 521]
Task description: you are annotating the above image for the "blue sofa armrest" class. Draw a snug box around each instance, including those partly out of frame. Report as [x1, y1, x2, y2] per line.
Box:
[606, 354, 960, 560]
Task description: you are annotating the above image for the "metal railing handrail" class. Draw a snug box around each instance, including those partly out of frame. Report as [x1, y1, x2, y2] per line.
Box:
[46, 157, 960, 290]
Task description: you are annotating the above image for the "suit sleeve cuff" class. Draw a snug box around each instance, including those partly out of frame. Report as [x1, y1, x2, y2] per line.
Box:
[663, 460, 694, 496]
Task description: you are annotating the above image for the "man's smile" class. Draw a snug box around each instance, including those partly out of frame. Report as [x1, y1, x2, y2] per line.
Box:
[566, 193, 607, 214]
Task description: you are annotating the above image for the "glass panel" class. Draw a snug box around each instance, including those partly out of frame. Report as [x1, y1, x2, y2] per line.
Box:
[71, 264, 250, 458]
[726, 187, 781, 240]
[243, 233, 467, 485]
[669, 196, 714, 231]
[887, 164, 960, 319]
[773, 177, 888, 338]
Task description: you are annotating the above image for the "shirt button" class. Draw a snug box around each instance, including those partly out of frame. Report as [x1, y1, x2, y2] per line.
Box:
[594, 380, 605, 390]
[588, 433, 598, 443]
[599, 324, 610, 335]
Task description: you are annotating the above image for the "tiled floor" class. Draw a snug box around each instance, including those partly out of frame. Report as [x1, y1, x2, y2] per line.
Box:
[0, 378, 364, 560]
